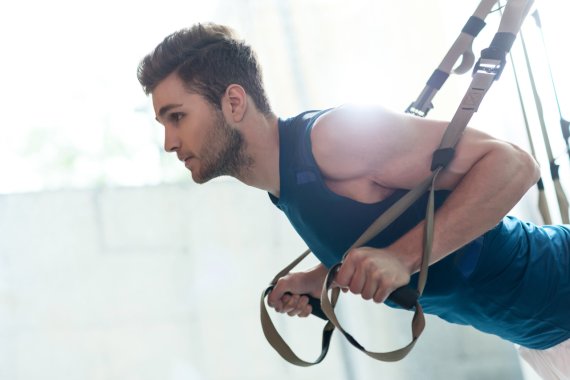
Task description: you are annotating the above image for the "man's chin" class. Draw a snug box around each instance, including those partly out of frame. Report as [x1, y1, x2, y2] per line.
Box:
[190, 174, 207, 184]
[190, 170, 216, 185]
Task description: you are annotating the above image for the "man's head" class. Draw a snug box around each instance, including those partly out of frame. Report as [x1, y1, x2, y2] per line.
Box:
[137, 23, 272, 116]
[137, 23, 268, 184]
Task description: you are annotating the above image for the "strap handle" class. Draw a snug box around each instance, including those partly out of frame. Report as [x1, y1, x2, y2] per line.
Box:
[318, 170, 439, 362]
[259, 248, 340, 366]
[260, 171, 441, 365]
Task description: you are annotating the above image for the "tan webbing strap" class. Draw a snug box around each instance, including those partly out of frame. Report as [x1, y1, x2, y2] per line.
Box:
[260, 170, 440, 364]
[316, 0, 531, 359]
[318, 170, 439, 362]
[407, 0, 499, 117]
[260, 286, 336, 366]
[261, 0, 532, 366]
[318, 52, 526, 363]
[260, 249, 340, 366]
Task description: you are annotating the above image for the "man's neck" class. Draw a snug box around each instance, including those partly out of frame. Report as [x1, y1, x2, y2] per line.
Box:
[234, 114, 281, 196]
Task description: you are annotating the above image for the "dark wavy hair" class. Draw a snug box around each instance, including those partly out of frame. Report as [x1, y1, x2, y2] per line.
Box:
[137, 23, 272, 116]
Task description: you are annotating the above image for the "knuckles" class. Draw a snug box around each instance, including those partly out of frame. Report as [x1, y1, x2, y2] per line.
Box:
[339, 247, 408, 303]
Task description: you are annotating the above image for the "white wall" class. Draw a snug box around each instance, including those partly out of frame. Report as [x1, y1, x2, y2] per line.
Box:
[0, 182, 525, 379]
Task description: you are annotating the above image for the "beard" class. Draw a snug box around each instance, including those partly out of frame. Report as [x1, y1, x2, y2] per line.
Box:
[193, 111, 253, 184]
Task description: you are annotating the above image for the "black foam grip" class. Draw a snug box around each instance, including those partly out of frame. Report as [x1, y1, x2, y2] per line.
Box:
[305, 294, 328, 320]
[387, 286, 420, 310]
[304, 285, 418, 320]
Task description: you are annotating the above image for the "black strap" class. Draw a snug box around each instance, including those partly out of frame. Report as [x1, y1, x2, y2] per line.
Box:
[463, 16, 487, 36]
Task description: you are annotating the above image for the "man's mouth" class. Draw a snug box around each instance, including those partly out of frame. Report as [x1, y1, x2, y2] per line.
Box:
[178, 154, 192, 162]
[183, 156, 193, 169]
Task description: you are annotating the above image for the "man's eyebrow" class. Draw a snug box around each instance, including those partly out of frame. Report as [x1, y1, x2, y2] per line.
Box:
[155, 104, 183, 122]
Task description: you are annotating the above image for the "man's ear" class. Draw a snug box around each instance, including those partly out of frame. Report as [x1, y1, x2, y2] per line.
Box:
[222, 84, 247, 122]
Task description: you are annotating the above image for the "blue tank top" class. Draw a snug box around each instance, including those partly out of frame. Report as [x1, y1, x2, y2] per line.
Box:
[269, 110, 570, 349]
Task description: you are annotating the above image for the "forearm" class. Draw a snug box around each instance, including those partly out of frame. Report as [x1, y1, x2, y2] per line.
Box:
[390, 143, 539, 274]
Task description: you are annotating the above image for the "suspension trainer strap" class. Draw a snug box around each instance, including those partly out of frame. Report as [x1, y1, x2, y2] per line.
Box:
[260, 0, 532, 366]
[406, 0, 498, 117]
[519, 28, 569, 223]
[532, 10, 570, 161]
[508, 47, 552, 224]
[259, 248, 337, 366]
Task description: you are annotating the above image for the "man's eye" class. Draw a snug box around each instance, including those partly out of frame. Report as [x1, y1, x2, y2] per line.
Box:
[169, 112, 184, 122]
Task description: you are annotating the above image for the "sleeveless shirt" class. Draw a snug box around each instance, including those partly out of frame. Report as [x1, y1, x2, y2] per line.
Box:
[269, 110, 570, 349]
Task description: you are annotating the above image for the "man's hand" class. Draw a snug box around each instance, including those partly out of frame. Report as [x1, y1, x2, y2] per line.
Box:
[334, 247, 412, 303]
[267, 264, 328, 318]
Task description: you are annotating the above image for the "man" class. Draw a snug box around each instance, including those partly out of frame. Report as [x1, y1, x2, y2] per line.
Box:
[138, 23, 570, 379]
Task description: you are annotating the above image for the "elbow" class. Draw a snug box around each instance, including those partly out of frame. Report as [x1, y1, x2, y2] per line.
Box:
[523, 149, 540, 185]
[511, 144, 540, 188]
[530, 157, 541, 185]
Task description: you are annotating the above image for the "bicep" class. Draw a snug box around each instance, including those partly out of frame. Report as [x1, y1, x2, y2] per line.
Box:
[311, 105, 499, 191]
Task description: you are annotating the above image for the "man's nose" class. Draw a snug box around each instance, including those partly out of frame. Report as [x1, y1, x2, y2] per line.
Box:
[164, 128, 179, 153]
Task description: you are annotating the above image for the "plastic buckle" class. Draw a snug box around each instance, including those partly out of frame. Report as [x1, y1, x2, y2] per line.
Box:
[473, 47, 507, 80]
[431, 148, 455, 171]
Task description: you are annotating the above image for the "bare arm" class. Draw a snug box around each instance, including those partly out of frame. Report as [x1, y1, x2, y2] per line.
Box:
[311, 105, 539, 300]
[391, 136, 538, 273]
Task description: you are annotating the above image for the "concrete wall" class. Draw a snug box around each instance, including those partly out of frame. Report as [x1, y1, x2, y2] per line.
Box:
[0, 181, 528, 379]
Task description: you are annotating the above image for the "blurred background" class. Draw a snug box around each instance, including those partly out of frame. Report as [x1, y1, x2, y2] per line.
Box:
[0, 0, 569, 379]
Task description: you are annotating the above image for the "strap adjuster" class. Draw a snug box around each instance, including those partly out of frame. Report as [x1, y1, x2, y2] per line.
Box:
[473, 49, 507, 80]
[473, 32, 517, 80]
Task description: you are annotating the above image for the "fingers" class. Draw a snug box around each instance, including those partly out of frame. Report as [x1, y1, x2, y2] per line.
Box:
[361, 276, 377, 301]
[331, 281, 350, 293]
[373, 287, 389, 304]
[335, 249, 366, 296]
[267, 275, 314, 317]
[285, 294, 311, 317]
[334, 255, 356, 291]
[349, 265, 366, 295]
[267, 275, 296, 310]
[276, 294, 313, 318]
[334, 247, 411, 304]
[348, 268, 381, 301]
